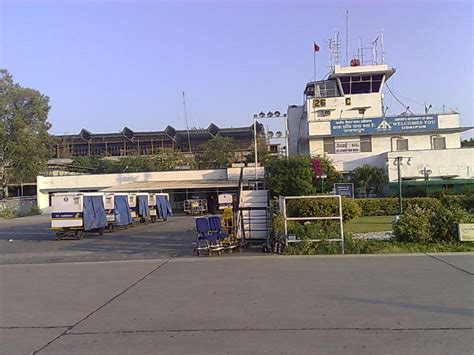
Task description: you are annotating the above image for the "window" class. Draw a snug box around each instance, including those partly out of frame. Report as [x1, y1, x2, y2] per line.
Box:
[360, 136, 372, 152]
[396, 138, 409, 151]
[323, 138, 335, 154]
[339, 74, 384, 95]
[313, 80, 339, 98]
[432, 137, 446, 150]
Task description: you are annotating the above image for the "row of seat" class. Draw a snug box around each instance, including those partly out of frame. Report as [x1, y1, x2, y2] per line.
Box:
[194, 215, 239, 256]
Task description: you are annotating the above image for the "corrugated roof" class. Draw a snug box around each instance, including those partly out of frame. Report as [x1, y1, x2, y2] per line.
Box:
[101, 179, 239, 192]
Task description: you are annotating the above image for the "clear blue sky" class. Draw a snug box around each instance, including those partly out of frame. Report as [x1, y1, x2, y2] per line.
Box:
[1, 0, 472, 137]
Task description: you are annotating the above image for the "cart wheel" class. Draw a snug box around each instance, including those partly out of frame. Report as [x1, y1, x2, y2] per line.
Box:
[56, 232, 63, 241]
[163, 217, 168, 222]
[151, 216, 157, 223]
[75, 230, 84, 240]
[98, 228, 105, 236]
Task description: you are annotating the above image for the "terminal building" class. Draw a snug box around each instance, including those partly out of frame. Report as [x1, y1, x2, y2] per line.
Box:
[53, 123, 264, 160]
[288, 45, 473, 192]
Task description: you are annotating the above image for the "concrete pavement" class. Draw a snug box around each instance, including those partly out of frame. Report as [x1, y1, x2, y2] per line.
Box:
[1, 254, 473, 354]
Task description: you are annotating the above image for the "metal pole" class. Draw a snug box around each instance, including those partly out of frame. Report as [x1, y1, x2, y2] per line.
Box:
[253, 117, 258, 185]
[284, 115, 289, 160]
[397, 157, 403, 214]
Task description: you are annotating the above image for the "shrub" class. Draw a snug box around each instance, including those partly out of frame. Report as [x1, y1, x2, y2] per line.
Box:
[0, 206, 16, 219]
[286, 197, 361, 222]
[440, 194, 474, 212]
[430, 205, 473, 242]
[355, 197, 442, 216]
[393, 205, 433, 243]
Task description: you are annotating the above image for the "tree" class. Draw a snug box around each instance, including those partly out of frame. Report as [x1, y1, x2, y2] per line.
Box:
[266, 156, 314, 197]
[350, 164, 388, 197]
[195, 135, 235, 169]
[461, 138, 474, 148]
[311, 155, 342, 193]
[0, 70, 53, 197]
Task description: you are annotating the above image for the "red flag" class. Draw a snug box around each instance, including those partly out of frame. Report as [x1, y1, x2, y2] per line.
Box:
[314, 42, 320, 52]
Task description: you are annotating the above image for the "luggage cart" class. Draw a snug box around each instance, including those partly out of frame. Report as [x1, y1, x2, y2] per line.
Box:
[184, 199, 207, 215]
[50, 192, 107, 240]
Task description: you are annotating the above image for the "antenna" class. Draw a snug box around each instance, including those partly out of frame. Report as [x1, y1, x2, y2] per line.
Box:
[380, 29, 385, 63]
[182, 91, 192, 153]
[327, 30, 341, 69]
[345, 10, 349, 66]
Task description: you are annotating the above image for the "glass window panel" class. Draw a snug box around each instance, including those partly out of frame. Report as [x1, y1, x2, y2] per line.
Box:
[351, 82, 371, 94]
[372, 80, 382, 92]
[323, 138, 335, 154]
[342, 83, 350, 95]
[362, 75, 371, 81]
[352, 76, 361, 82]
[340, 76, 350, 83]
[433, 137, 446, 150]
[396, 139, 409, 151]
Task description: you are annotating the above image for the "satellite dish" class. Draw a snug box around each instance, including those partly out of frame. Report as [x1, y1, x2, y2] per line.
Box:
[259, 111, 266, 118]
[275, 131, 282, 138]
[267, 111, 273, 118]
[274, 111, 281, 117]
[267, 131, 274, 138]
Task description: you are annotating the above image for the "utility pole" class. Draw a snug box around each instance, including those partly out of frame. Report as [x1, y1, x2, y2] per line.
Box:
[182, 91, 192, 154]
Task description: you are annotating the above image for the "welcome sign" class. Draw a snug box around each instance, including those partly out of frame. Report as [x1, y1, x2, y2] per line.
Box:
[330, 115, 439, 136]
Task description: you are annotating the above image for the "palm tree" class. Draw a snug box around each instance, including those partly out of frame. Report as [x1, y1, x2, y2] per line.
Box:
[350, 164, 388, 197]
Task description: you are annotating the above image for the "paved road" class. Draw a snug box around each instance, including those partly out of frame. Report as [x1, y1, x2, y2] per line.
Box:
[0, 214, 199, 264]
[1, 254, 473, 354]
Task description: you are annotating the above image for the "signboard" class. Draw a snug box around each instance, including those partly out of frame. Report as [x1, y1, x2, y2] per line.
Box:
[335, 141, 361, 154]
[330, 115, 439, 136]
[458, 224, 474, 241]
[334, 183, 354, 198]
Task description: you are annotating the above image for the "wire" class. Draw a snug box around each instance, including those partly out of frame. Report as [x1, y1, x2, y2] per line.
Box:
[385, 83, 409, 110]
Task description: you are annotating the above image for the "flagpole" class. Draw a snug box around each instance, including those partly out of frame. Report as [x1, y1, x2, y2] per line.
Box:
[313, 44, 316, 81]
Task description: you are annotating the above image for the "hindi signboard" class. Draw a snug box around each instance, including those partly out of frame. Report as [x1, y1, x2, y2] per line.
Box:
[334, 183, 354, 199]
[335, 141, 361, 154]
[330, 115, 438, 136]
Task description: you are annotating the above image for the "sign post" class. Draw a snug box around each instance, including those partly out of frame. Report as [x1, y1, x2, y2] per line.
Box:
[334, 183, 354, 199]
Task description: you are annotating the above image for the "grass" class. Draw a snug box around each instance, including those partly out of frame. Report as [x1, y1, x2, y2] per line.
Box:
[285, 236, 474, 255]
[344, 215, 394, 234]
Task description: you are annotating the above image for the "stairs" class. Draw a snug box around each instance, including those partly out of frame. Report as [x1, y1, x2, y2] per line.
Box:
[239, 189, 269, 241]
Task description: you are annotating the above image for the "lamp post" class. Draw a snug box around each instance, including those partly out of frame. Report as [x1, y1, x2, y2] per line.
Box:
[388, 156, 412, 214]
[252, 110, 289, 182]
[420, 167, 432, 197]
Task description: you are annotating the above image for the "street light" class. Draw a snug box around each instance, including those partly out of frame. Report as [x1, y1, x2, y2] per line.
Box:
[252, 110, 290, 185]
[387, 156, 412, 214]
[420, 167, 432, 197]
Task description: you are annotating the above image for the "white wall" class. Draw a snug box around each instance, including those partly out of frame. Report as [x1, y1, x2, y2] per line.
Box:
[37, 167, 265, 209]
[386, 148, 474, 182]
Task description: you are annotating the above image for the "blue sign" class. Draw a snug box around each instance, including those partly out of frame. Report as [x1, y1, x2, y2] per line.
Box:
[330, 115, 438, 136]
[334, 183, 354, 198]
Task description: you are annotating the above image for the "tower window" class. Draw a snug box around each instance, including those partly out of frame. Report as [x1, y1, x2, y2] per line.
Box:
[360, 136, 372, 152]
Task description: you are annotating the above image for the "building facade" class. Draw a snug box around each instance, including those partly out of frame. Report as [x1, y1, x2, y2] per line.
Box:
[54, 123, 264, 160]
[288, 61, 473, 189]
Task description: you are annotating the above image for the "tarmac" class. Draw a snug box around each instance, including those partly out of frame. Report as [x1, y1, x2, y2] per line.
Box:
[0, 215, 473, 354]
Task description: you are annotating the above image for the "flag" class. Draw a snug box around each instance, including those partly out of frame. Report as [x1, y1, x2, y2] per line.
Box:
[314, 42, 320, 52]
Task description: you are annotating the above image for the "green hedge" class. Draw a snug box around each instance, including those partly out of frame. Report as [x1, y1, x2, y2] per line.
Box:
[393, 204, 473, 243]
[355, 197, 442, 216]
[286, 197, 362, 222]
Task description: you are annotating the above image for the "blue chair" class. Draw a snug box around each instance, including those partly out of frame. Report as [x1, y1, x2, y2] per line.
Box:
[208, 215, 228, 241]
[195, 217, 224, 256]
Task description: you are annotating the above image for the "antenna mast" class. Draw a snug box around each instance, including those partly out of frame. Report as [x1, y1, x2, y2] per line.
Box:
[345, 10, 349, 66]
[182, 91, 192, 153]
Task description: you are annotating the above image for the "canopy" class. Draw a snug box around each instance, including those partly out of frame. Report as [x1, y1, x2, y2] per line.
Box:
[83, 195, 107, 231]
[114, 195, 132, 226]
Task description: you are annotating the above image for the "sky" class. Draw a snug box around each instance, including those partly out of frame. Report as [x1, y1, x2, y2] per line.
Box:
[1, 0, 473, 137]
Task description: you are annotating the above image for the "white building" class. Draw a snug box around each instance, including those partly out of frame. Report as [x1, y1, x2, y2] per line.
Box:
[36, 167, 264, 210]
[288, 60, 473, 190]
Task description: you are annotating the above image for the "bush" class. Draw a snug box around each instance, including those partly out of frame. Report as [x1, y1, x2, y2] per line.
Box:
[439, 194, 474, 212]
[355, 197, 442, 216]
[393, 205, 434, 243]
[0, 206, 16, 219]
[393, 204, 473, 243]
[286, 197, 361, 222]
[430, 205, 473, 242]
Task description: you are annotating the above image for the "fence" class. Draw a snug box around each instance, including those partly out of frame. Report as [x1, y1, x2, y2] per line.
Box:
[0, 196, 38, 217]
